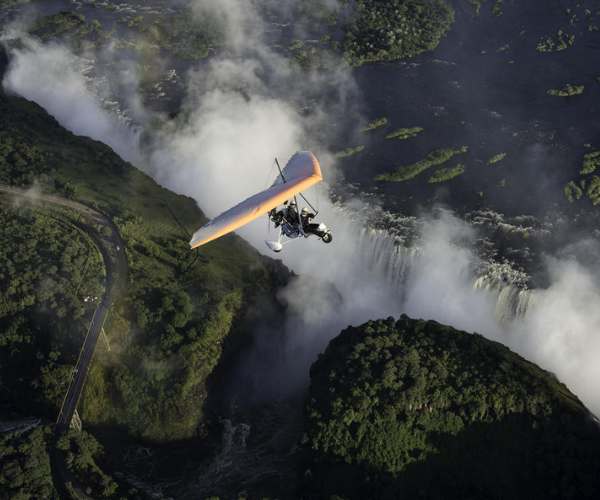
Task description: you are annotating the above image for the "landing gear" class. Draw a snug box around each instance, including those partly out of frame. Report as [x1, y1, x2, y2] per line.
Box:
[304, 222, 332, 244]
[265, 211, 332, 252]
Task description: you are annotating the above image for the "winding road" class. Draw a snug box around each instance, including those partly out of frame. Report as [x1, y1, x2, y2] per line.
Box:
[0, 185, 128, 432]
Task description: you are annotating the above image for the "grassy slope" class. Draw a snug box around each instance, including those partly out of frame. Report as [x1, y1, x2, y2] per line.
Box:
[0, 51, 288, 442]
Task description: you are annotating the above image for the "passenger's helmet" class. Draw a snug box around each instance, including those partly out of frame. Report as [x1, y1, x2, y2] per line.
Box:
[301, 207, 309, 215]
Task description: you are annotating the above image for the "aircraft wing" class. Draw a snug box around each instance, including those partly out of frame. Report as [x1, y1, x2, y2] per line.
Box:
[190, 151, 322, 249]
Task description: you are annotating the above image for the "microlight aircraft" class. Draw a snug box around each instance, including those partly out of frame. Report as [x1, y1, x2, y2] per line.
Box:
[189, 151, 332, 253]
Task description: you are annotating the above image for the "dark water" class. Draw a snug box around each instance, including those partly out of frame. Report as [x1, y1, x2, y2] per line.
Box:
[342, 0, 600, 217]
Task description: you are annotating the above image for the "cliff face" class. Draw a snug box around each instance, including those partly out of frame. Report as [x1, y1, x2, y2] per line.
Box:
[305, 315, 600, 499]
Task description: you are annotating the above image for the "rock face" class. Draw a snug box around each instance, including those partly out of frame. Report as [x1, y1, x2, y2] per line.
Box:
[305, 316, 600, 499]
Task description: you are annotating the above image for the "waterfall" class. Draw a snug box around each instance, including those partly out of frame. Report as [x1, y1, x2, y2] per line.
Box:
[473, 270, 535, 324]
[355, 225, 420, 291]
[340, 202, 537, 324]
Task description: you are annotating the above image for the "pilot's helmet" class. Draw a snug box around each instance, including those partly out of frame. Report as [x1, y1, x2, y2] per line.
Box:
[301, 207, 309, 215]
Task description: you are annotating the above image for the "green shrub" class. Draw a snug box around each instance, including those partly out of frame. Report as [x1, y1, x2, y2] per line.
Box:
[384, 127, 424, 140]
[487, 152, 507, 165]
[428, 163, 465, 183]
[547, 83, 584, 97]
[361, 117, 388, 132]
[376, 146, 468, 182]
[581, 150, 600, 175]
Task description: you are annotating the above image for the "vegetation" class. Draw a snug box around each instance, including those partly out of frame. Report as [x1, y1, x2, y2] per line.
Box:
[491, 0, 504, 16]
[0, 424, 121, 499]
[466, 0, 485, 15]
[293, 0, 454, 69]
[296, 0, 340, 24]
[564, 180, 584, 203]
[586, 176, 600, 205]
[428, 163, 465, 183]
[30, 11, 105, 46]
[335, 145, 365, 158]
[0, 0, 38, 7]
[361, 117, 388, 132]
[289, 39, 329, 70]
[581, 150, 600, 175]
[304, 316, 600, 499]
[28, 6, 222, 61]
[131, 12, 223, 60]
[563, 147, 600, 205]
[384, 127, 423, 140]
[0, 426, 57, 499]
[547, 83, 585, 97]
[56, 430, 119, 498]
[536, 29, 575, 52]
[0, 61, 288, 443]
[0, 206, 104, 415]
[487, 152, 507, 165]
[342, 0, 455, 66]
[376, 146, 468, 182]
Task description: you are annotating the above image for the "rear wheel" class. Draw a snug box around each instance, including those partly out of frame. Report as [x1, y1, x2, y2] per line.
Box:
[322, 232, 333, 243]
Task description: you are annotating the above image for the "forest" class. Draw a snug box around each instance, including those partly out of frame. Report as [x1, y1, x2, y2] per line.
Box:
[0, 53, 288, 448]
[304, 316, 600, 499]
[342, 0, 455, 66]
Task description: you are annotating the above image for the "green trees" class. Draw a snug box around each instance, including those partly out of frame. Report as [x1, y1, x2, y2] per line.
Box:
[581, 150, 600, 175]
[537, 29, 575, 52]
[487, 152, 507, 165]
[428, 162, 465, 183]
[384, 126, 424, 140]
[0, 206, 104, 415]
[376, 146, 468, 182]
[343, 0, 455, 66]
[563, 149, 600, 205]
[564, 180, 584, 202]
[305, 316, 600, 499]
[361, 117, 388, 132]
[291, 0, 454, 70]
[56, 430, 118, 498]
[0, 426, 57, 499]
[0, 425, 120, 499]
[335, 146, 365, 159]
[0, 134, 51, 186]
[0, 77, 289, 443]
[27, 7, 223, 60]
[547, 83, 585, 97]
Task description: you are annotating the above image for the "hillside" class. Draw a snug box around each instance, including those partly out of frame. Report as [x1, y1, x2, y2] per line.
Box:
[0, 34, 288, 448]
[305, 316, 600, 499]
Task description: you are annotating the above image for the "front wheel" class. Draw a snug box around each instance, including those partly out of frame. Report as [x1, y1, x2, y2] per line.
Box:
[322, 232, 333, 243]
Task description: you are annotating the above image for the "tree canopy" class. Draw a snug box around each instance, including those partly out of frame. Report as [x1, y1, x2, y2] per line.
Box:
[305, 316, 600, 499]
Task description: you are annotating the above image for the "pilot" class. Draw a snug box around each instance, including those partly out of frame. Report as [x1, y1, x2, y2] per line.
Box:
[269, 201, 299, 227]
[300, 207, 321, 236]
[269, 203, 331, 243]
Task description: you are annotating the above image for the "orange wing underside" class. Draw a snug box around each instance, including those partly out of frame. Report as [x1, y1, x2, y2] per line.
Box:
[190, 152, 322, 249]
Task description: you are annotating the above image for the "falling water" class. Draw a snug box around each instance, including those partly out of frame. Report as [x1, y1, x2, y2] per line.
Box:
[343, 202, 537, 325]
[355, 225, 420, 291]
[473, 275, 535, 324]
